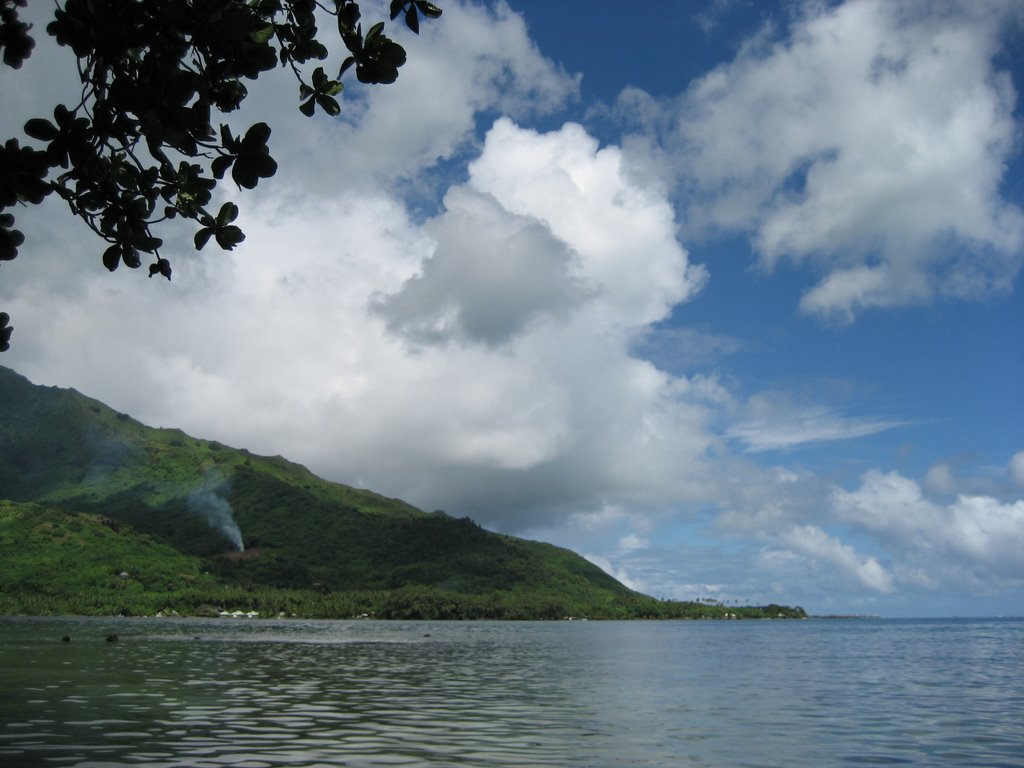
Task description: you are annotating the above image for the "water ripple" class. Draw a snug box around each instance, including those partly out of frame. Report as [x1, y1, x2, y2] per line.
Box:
[2, 617, 1023, 767]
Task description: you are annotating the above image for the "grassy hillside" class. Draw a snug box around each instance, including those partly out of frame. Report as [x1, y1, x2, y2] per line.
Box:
[0, 499, 216, 616]
[0, 367, 805, 620]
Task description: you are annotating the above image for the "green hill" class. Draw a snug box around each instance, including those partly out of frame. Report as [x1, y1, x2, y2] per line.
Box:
[0, 366, 805, 620]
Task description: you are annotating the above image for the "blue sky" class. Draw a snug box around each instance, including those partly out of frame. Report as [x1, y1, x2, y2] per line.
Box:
[2, 0, 1023, 616]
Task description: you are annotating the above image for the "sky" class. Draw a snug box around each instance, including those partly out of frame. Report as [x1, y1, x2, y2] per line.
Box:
[2, 0, 1023, 617]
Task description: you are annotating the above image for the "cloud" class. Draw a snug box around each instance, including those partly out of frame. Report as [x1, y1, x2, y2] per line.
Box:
[624, 0, 1024, 321]
[2, 115, 715, 533]
[726, 392, 906, 452]
[467, 118, 708, 326]
[0, 1, 579, 205]
[704, 458, 1024, 603]
[779, 524, 894, 592]
[923, 463, 956, 495]
[833, 469, 1024, 585]
[618, 533, 650, 552]
[1010, 451, 1024, 486]
[583, 553, 646, 594]
[693, 0, 749, 37]
[373, 187, 588, 346]
[377, 117, 709, 347]
[304, 0, 581, 186]
[630, 326, 744, 372]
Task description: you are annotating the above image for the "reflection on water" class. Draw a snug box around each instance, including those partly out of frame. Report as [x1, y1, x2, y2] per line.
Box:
[1, 617, 1022, 767]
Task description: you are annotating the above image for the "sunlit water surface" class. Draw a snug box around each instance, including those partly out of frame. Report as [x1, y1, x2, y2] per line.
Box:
[1, 616, 1022, 767]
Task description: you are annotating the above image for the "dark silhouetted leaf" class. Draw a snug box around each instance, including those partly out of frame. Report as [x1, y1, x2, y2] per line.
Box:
[194, 228, 214, 251]
[211, 154, 234, 179]
[215, 224, 245, 249]
[217, 202, 239, 225]
[102, 245, 122, 272]
[366, 22, 384, 44]
[133, 234, 163, 252]
[149, 257, 172, 279]
[24, 118, 58, 142]
[243, 122, 272, 148]
[316, 94, 341, 116]
[122, 247, 141, 269]
[250, 24, 275, 44]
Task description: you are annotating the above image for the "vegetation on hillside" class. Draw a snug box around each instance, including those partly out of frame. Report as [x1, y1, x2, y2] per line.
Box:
[0, 366, 806, 620]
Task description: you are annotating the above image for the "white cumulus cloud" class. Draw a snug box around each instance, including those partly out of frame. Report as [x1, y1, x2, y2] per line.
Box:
[780, 524, 894, 593]
[311, 0, 580, 186]
[833, 469, 1024, 585]
[373, 186, 588, 346]
[1, 116, 716, 533]
[625, 0, 1024, 321]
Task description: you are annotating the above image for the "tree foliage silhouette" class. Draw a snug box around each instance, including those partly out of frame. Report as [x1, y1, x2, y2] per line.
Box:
[0, 0, 441, 350]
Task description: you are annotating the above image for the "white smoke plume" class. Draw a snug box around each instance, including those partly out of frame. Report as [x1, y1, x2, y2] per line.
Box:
[187, 471, 244, 552]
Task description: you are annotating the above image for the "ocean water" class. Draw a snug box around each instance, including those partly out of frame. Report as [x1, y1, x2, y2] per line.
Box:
[0, 616, 1021, 767]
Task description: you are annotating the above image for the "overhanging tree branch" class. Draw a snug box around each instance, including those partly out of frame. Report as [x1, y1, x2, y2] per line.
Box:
[0, 0, 442, 351]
